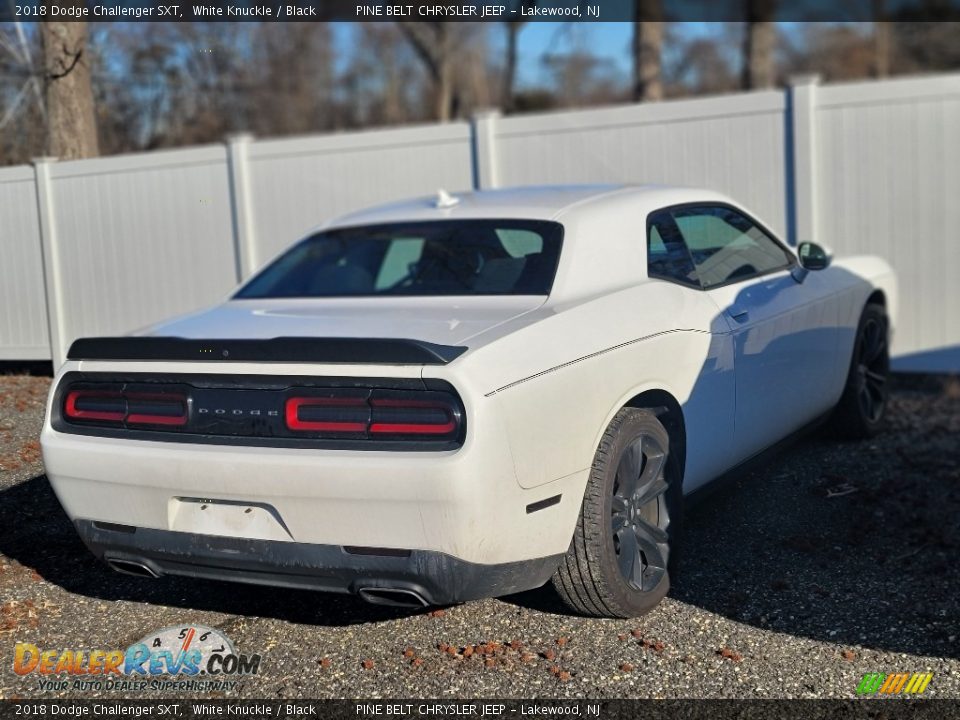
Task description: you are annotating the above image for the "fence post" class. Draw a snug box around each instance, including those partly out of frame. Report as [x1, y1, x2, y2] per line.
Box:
[32, 157, 67, 369]
[788, 74, 821, 246]
[226, 133, 257, 280]
[471, 109, 501, 190]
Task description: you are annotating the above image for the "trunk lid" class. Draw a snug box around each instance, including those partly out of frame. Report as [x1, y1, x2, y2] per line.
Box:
[140, 296, 546, 350]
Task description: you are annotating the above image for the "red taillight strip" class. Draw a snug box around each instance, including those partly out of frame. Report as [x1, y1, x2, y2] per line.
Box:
[369, 421, 457, 435]
[64, 390, 125, 422]
[63, 390, 187, 426]
[368, 398, 457, 435]
[285, 397, 368, 432]
[125, 393, 188, 426]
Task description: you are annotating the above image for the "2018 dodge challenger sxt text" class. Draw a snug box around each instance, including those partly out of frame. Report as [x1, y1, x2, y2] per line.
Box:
[41, 186, 896, 617]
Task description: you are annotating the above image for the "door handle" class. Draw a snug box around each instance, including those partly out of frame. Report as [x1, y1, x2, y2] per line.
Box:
[727, 307, 749, 322]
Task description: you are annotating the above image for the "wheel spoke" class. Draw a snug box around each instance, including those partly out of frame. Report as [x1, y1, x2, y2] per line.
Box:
[866, 340, 886, 364]
[861, 321, 887, 364]
[633, 524, 667, 583]
[636, 517, 669, 546]
[616, 439, 643, 496]
[611, 512, 629, 534]
[865, 369, 886, 385]
[866, 382, 885, 421]
[635, 478, 668, 507]
[640, 563, 666, 591]
[858, 384, 873, 419]
[615, 527, 638, 580]
[637, 447, 665, 488]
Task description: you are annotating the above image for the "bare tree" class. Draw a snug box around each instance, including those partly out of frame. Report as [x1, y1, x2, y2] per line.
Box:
[742, 0, 776, 89]
[873, 24, 891, 78]
[632, 0, 664, 102]
[502, 1, 537, 113]
[872, 0, 891, 77]
[543, 46, 624, 108]
[398, 22, 456, 121]
[671, 37, 739, 96]
[249, 22, 334, 135]
[341, 24, 425, 126]
[40, 2, 99, 159]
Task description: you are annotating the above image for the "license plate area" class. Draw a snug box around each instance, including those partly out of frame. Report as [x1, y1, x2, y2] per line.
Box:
[168, 497, 293, 542]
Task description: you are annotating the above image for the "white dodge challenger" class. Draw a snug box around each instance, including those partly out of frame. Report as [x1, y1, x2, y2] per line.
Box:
[41, 185, 896, 617]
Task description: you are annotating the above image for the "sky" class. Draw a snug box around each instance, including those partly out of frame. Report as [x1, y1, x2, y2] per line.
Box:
[333, 22, 785, 90]
[510, 22, 633, 86]
[504, 22, 821, 87]
[334, 21, 851, 90]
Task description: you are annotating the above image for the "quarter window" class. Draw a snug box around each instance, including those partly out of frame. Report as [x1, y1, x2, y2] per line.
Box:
[646, 210, 699, 288]
[671, 206, 792, 289]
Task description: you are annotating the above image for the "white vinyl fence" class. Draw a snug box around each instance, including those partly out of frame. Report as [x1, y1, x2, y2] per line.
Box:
[1, 73, 958, 371]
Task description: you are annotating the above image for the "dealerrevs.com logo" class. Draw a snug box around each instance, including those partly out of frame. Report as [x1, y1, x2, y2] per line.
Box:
[14, 624, 261, 693]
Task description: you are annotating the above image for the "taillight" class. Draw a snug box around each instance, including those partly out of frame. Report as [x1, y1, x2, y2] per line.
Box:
[284, 390, 461, 440]
[285, 396, 368, 433]
[63, 388, 187, 427]
[125, 393, 188, 426]
[369, 396, 458, 436]
[64, 390, 125, 422]
[57, 377, 464, 447]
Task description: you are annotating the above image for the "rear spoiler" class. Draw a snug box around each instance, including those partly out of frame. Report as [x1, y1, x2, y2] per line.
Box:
[66, 337, 468, 365]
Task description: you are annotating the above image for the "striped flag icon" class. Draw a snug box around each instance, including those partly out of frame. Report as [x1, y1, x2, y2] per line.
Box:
[857, 672, 933, 695]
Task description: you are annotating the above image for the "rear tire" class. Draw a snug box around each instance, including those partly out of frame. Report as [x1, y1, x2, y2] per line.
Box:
[551, 408, 681, 618]
[828, 303, 890, 440]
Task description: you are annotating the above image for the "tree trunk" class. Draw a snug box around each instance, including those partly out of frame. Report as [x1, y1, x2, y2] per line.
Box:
[742, 0, 776, 90]
[502, 22, 521, 113]
[40, 9, 99, 159]
[632, 0, 664, 102]
[398, 22, 456, 122]
[435, 63, 453, 122]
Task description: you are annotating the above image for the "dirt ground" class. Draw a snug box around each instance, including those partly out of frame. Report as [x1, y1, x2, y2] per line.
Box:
[0, 373, 957, 699]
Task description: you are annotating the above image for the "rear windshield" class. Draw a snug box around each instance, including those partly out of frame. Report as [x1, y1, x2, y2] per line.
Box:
[234, 220, 564, 299]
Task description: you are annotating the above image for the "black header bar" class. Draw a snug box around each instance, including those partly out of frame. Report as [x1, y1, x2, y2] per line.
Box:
[4, 0, 960, 22]
[0, 699, 958, 720]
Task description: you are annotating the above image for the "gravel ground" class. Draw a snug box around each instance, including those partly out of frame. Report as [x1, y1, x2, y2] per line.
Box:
[0, 372, 957, 699]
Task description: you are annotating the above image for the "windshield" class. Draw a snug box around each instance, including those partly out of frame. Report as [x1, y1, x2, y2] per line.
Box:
[235, 220, 564, 299]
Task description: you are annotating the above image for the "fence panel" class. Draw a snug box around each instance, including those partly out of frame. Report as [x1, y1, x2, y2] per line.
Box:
[244, 123, 474, 270]
[2, 73, 959, 370]
[816, 75, 960, 370]
[492, 91, 790, 238]
[0, 166, 50, 360]
[43, 146, 239, 364]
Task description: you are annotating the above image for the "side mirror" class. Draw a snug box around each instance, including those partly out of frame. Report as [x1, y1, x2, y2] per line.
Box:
[798, 241, 831, 271]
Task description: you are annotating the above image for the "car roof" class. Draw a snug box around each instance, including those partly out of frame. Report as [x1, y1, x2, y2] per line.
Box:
[322, 184, 728, 229]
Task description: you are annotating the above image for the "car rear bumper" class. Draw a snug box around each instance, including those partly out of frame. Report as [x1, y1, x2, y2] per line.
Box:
[41, 361, 588, 598]
[76, 520, 563, 606]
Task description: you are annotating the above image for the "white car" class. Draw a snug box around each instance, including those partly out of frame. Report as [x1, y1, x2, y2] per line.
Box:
[41, 185, 896, 618]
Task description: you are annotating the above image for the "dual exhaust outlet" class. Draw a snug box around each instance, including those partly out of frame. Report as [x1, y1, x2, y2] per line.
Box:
[105, 558, 430, 608]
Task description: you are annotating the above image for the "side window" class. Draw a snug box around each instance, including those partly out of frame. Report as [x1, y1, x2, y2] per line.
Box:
[646, 210, 699, 288]
[672, 206, 793, 289]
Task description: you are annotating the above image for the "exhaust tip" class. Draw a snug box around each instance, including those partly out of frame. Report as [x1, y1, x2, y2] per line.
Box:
[357, 587, 429, 608]
[106, 558, 159, 578]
